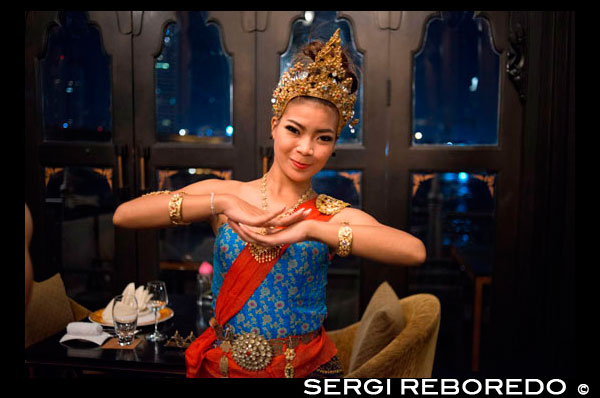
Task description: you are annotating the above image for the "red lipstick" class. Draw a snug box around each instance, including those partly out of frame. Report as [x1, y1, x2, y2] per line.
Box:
[291, 159, 310, 170]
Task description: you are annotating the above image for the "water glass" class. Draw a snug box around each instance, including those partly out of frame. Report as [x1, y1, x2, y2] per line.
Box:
[112, 294, 138, 346]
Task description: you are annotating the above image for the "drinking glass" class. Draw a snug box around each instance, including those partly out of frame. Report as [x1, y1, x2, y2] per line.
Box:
[145, 280, 168, 342]
[112, 294, 138, 346]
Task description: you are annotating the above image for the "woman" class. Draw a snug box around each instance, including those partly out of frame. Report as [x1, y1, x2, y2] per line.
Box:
[113, 29, 426, 378]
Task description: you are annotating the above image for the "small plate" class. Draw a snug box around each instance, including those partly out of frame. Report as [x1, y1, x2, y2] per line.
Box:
[89, 307, 174, 327]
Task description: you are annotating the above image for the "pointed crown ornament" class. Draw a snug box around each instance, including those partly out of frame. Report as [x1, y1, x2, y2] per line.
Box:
[271, 28, 359, 137]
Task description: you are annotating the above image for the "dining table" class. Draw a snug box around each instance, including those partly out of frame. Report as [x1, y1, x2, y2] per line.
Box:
[25, 294, 213, 378]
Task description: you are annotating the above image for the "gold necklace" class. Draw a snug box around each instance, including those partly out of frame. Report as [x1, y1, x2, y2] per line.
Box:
[247, 173, 314, 263]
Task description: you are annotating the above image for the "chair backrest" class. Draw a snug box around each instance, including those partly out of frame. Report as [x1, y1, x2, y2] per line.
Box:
[346, 293, 441, 378]
[25, 273, 90, 348]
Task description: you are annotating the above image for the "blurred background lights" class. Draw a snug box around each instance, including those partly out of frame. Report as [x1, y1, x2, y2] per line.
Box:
[415, 132, 423, 140]
[469, 76, 479, 92]
[458, 172, 469, 182]
[179, 128, 188, 136]
[62, 122, 68, 128]
[304, 11, 315, 24]
[226, 125, 233, 136]
[188, 168, 197, 175]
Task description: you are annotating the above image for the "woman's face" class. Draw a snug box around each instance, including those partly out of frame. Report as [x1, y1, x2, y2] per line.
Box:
[271, 99, 338, 182]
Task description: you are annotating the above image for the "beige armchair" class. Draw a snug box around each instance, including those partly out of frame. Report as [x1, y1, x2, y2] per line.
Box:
[327, 291, 441, 378]
[25, 273, 91, 348]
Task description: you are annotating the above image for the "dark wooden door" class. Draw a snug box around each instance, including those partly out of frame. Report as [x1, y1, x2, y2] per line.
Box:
[130, 11, 257, 285]
[25, 11, 137, 309]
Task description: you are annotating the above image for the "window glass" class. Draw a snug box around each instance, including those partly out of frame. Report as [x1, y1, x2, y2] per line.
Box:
[409, 171, 496, 270]
[412, 11, 499, 146]
[409, 170, 496, 372]
[44, 166, 117, 309]
[41, 11, 112, 142]
[280, 11, 363, 144]
[312, 169, 361, 208]
[156, 11, 233, 143]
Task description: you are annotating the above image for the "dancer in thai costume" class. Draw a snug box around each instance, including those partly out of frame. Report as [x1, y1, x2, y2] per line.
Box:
[113, 29, 426, 378]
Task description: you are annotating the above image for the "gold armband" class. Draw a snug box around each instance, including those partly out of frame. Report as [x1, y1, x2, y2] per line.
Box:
[142, 190, 171, 197]
[336, 222, 353, 257]
[168, 192, 191, 226]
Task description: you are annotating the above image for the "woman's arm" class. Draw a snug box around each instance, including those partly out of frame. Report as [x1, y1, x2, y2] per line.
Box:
[113, 179, 311, 230]
[307, 221, 426, 266]
[233, 207, 426, 266]
[313, 208, 426, 266]
[112, 179, 232, 229]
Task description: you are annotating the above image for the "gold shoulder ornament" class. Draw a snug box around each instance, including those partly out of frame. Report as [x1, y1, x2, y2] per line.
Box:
[315, 194, 350, 215]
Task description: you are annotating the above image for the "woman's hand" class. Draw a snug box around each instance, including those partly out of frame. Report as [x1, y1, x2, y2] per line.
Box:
[218, 194, 312, 229]
[228, 219, 314, 248]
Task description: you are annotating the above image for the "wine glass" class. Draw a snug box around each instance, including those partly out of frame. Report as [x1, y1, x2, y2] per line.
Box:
[112, 294, 138, 346]
[145, 280, 168, 342]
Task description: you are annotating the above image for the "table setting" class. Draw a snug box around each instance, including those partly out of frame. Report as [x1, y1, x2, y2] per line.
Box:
[26, 274, 214, 377]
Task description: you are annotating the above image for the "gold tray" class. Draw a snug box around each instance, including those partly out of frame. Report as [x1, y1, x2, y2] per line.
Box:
[89, 307, 174, 327]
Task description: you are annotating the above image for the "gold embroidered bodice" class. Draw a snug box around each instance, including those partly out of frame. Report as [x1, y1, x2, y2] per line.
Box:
[315, 194, 350, 215]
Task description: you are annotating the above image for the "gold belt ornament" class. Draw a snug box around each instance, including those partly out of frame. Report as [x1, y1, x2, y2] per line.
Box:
[210, 318, 319, 378]
[231, 332, 273, 372]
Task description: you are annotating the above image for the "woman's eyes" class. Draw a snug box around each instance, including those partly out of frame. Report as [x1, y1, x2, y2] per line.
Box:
[285, 125, 333, 142]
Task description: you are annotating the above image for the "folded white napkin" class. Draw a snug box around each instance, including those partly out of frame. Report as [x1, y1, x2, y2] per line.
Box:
[102, 282, 153, 321]
[67, 322, 103, 336]
[60, 322, 111, 345]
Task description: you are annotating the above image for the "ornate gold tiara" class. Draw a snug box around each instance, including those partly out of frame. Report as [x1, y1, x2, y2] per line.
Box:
[271, 28, 359, 137]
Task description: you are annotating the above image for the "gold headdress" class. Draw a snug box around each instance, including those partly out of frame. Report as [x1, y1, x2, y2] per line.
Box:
[271, 28, 359, 137]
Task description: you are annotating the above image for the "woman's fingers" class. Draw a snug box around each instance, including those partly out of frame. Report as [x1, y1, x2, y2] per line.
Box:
[231, 204, 311, 230]
[271, 208, 311, 227]
[240, 205, 287, 227]
[228, 220, 261, 245]
[238, 222, 278, 247]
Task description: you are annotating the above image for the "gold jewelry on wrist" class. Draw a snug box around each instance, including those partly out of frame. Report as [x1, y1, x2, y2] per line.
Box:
[210, 192, 216, 216]
[168, 192, 191, 226]
[142, 190, 171, 197]
[336, 221, 353, 257]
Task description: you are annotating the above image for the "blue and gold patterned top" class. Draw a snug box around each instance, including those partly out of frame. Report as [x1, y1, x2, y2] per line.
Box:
[211, 222, 332, 339]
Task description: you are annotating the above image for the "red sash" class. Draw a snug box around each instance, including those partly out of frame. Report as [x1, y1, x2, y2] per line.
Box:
[185, 197, 337, 378]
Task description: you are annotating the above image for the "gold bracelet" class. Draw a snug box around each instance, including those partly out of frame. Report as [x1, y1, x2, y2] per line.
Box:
[168, 192, 191, 226]
[210, 192, 216, 216]
[336, 222, 353, 257]
[142, 190, 171, 197]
